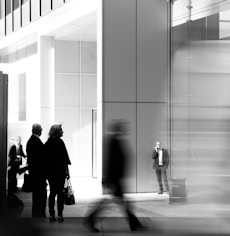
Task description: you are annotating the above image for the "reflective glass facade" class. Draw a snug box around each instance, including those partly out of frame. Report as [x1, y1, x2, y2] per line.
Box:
[171, 0, 230, 202]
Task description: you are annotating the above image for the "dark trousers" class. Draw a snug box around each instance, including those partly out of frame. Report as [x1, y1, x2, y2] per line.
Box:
[48, 177, 65, 217]
[155, 166, 169, 192]
[87, 180, 142, 230]
[8, 170, 18, 192]
[32, 184, 47, 217]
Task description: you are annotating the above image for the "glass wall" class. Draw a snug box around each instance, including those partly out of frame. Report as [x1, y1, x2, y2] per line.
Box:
[6, 0, 12, 35]
[31, 0, 40, 21]
[53, 18, 98, 195]
[171, 0, 230, 203]
[13, 0, 20, 31]
[0, 0, 5, 38]
[41, 0, 51, 16]
[52, 0, 63, 9]
[55, 40, 97, 178]
[21, 0, 30, 26]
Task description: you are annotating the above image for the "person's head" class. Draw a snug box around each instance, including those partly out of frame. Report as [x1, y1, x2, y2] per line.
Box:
[48, 124, 63, 138]
[111, 119, 129, 136]
[32, 124, 42, 137]
[15, 136, 21, 146]
[155, 141, 162, 150]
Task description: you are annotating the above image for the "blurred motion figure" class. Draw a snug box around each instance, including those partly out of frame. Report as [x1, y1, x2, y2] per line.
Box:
[84, 119, 145, 232]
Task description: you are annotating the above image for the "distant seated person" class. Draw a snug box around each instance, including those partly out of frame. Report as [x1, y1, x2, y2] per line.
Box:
[8, 136, 27, 193]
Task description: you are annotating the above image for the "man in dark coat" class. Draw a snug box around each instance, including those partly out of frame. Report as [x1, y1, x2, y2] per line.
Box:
[152, 141, 169, 194]
[26, 123, 47, 217]
[84, 120, 146, 232]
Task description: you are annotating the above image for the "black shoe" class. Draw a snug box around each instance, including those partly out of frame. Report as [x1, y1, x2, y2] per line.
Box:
[84, 217, 100, 233]
[130, 224, 148, 232]
[158, 191, 163, 194]
[57, 216, 64, 222]
[49, 216, 56, 222]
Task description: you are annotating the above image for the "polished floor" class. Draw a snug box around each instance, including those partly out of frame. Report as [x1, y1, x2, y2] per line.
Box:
[4, 189, 230, 236]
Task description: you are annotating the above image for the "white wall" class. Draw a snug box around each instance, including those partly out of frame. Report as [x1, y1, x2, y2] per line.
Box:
[55, 40, 98, 194]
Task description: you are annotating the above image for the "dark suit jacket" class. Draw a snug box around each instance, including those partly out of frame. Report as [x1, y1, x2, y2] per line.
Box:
[103, 134, 128, 185]
[152, 148, 169, 169]
[8, 144, 26, 171]
[26, 135, 46, 186]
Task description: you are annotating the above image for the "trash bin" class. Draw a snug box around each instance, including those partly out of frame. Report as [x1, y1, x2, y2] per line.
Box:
[169, 178, 187, 204]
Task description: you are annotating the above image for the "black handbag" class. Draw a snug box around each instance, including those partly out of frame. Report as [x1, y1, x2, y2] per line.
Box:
[22, 172, 33, 192]
[63, 179, 75, 205]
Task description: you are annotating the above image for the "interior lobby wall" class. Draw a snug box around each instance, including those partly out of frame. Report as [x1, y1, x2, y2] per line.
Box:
[54, 40, 97, 186]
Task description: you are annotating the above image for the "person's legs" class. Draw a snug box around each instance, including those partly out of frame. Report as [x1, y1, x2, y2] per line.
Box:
[114, 182, 143, 231]
[8, 170, 18, 192]
[32, 183, 47, 217]
[162, 167, 169, 192]
[48, 180, 57, 221]
[57, 179, 65, 221]
[48, 190, 56, 217]
[40, 187, 47, 217]
[84, 198, 108, 232]
[155, 168, 163, 193]
[32, 191, 41, 217]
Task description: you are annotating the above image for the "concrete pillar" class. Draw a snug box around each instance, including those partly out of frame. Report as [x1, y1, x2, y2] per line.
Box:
[38, 36, 55, 140]
[102, 0, 169, 193]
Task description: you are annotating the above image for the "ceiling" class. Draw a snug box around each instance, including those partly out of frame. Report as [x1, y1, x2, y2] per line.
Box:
[46, 11, 97, 42]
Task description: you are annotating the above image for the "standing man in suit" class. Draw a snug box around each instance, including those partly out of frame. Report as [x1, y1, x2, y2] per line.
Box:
[152, 141, 169, 194]
[26, 123, 47, 217]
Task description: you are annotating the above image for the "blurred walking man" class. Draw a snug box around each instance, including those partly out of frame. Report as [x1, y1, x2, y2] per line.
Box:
[84, 120, 146, 232]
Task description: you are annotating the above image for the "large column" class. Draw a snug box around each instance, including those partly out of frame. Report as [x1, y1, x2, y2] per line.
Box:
[0, 72, 8, 217]
[103, 0, 137, 192]
[102, 0, 169, 193]
[38, 36, 55, 140]
[136, 0, 169, 192]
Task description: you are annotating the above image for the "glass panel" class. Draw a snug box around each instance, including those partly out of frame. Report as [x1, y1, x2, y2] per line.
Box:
[31, 0, 40, 21]
[0, 0, 4, 19]
[92, 109, 97, 178]
[21, 0, 30, 26]
[18, 73, 26, 121]
[6, 0, 11, 15]
[171, 0, 230, 202]
[6, 0, 12, 35]
[21, 0, 29, 4]
[13, 0, 20, 31]
[13, 0, 19, 10]
[52, 0, 63, 9]
[0, 0, 5, 38]
[41, 0, 51, 16]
